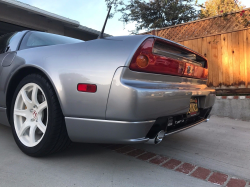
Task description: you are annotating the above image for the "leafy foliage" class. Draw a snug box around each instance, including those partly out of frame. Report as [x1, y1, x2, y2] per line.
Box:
[105, 0, 199, 34]
[199, 0, 245, 18]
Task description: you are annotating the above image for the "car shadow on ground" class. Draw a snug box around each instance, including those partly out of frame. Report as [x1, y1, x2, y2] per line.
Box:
[50, 143, 110, 158]
[0, 124, 107, 158]
[2, 123, 217, 187]
[1, 117, 250, 186]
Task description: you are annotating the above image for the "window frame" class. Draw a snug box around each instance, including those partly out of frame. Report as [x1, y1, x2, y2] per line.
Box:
[19, 31, 83, 51]
[0, 32, 17, 54]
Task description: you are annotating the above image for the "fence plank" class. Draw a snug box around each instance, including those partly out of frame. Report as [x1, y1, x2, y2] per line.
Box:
[246, 29, 250, 88]
[206, 36, 213, 86]
[197, 38, 202, 54]
[212, 35, 220, 87]
[232, 31, 240, 87]
[210, 36, 216, 86]
[221, 33, 230, 87]
[187, 40, 193, 49]
[184, 40, 189, 48]
[243, 30, 248, 87]
[192, 39, 199, 53]
[216, 35, 222, 87]
[227, 32, 234, 86]
[238, 30, 245, 87]
[178, 41, 184, 45]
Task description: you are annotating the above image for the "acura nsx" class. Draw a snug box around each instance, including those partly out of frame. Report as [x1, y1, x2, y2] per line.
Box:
[0, 31, 215, 156]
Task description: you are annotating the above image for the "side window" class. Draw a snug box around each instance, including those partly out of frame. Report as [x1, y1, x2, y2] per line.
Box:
[0, 32, 16, 54]
[20, 31, 83, 50]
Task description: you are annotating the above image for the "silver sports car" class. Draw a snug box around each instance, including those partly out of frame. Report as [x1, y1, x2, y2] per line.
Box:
[0, 30, 215, 156]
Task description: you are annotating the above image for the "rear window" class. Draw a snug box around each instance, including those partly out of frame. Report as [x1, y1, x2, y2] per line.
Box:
[153, 40, 207, 68]
[20, 31, 83, 50]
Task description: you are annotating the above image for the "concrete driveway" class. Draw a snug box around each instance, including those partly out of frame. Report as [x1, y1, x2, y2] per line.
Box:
[0, 116, 249, 187]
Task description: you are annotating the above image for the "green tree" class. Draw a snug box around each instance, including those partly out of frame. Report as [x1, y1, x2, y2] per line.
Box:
[199, 0, 245, 18]
[105, 0, 199, 34]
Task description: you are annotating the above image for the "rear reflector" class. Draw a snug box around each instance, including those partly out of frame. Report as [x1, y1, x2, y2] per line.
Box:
[129, 38, 208, 80]
[77, 84, 97, 93]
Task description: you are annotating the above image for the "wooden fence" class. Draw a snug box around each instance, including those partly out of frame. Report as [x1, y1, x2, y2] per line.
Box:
[142, 9, 250, 92]
[178, 29, 250, 88]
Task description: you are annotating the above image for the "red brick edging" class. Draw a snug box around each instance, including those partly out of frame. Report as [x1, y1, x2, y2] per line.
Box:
[217, 96, 250, 100]
[102, 145, 249, 187]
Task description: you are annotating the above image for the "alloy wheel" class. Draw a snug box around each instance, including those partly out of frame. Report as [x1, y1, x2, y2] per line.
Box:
[13, 83, 48, 147]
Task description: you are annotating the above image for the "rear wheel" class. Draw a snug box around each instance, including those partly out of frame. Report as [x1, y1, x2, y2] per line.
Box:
[10, 74, 71, 157]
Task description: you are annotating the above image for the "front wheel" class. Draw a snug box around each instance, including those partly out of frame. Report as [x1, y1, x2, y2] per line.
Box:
[10, 74, 71, 157]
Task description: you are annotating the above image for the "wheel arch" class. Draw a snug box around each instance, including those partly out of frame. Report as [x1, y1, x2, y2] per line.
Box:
[6, 65, 64, 123]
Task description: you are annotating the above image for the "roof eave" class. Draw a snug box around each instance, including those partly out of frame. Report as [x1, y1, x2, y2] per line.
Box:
[0, 0, 80, 27]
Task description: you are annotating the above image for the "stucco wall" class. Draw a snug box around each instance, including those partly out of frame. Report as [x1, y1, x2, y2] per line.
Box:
[211, 96, 250, 121]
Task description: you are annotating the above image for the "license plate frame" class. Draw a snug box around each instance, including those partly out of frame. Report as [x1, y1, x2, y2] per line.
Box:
[187, 97, 199, 116]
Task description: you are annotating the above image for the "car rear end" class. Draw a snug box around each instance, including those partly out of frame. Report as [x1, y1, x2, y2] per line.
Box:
[105, 36, 215, 144]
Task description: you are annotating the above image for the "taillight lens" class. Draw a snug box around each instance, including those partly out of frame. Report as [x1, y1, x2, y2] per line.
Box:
[129, 38, 208, 80]
[136, 55, 149, 68]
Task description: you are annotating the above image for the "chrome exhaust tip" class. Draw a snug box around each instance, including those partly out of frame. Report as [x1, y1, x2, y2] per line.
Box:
[155, 130, 165, 144]
[205, 114, 211, 122]
[146, 130, 165, 145]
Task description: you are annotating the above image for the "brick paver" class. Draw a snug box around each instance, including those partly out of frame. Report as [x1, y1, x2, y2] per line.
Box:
[191, 167, 211, 180]
[115, 146, 135, 154]
[137, 152, 157, 161]
[208, 172, 228, 185]
[226, 178, 246, 187]
[176, 163, 196, 175]
[162, 159, 182, 170]
[149, 156, 169, 165]
[126, 149, 145, 157]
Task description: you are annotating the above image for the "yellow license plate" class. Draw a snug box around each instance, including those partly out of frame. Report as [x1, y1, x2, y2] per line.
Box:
[187, 98, 199, 116]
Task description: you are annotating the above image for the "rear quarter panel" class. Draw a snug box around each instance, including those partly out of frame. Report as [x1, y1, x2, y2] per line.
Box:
[1, 35, 150, 119]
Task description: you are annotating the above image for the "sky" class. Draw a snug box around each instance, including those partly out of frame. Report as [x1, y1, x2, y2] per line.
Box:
[17, 0, 250, 36]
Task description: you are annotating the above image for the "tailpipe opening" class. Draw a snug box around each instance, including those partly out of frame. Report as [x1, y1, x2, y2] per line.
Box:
[146, 130, 165, 145]
[205, 114, 211, 122]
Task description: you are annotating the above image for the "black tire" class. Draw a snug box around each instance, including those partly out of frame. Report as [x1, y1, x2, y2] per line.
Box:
[10, 73, 71, 157]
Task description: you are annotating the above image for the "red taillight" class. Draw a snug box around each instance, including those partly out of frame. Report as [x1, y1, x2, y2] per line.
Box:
[129, 38, 208, 80]
[77, 84, 97, 93]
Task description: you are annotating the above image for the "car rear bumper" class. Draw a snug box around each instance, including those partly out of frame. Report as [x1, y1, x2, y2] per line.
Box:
[65, 112, 210, 144]
[65, 67, 215, 144]
[65, 117, 154, 143]
[106, 67, 216, 121]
